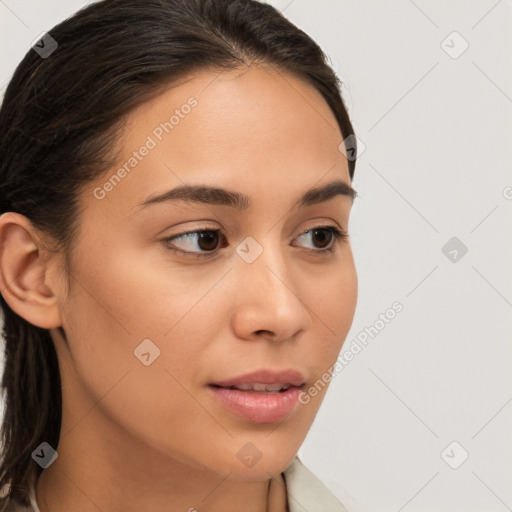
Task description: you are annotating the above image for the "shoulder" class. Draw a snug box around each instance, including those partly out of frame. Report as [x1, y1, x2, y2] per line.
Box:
[283, 456, 349, 512]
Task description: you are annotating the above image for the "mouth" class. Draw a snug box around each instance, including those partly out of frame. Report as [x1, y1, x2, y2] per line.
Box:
[206, 369, 306, 423]
[209, 382, 302, 393]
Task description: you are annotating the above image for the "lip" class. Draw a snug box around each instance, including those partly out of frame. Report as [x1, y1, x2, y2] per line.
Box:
[207, 385, 303, 423]
[210, 369, 305, 388]
[207, 369, 305, 424]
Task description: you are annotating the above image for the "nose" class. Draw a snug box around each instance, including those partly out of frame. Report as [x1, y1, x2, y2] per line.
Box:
[230, 239, 311, 342]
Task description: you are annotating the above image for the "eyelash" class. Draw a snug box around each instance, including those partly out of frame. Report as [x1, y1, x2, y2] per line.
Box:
[162, 225, 348, 259]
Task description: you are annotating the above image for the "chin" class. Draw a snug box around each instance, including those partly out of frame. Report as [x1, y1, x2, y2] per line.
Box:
[223, 437, 302, 480]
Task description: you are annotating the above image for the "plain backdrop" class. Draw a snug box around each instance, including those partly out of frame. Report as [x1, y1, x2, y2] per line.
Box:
[1, 1, 511, 511]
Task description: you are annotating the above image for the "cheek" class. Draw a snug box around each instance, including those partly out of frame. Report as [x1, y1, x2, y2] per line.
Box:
[297, 254, 357, 403]
[60, 243, 230, 404]
[59, 260, 237, 469]
[306, 254, 357, 344]
[57, 251, 209, 408]
[65, 238, 223, 341]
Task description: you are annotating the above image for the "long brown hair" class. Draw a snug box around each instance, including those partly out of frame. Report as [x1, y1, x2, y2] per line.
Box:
[0, 0, 357, 508]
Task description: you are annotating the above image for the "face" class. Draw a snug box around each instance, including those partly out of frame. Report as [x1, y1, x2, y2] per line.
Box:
[51, 63, 357, 480]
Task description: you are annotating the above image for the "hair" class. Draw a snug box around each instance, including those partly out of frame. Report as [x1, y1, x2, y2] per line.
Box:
[0, 0, 357, 508]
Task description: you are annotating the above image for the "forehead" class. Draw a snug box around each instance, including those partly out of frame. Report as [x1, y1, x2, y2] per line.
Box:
[82, 63, 350, 217]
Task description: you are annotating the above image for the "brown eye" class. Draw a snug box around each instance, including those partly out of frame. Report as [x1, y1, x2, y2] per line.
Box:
[163, 225, 347, 259]
[295, 226, 346, 252]
[163, 229, 225, 257]
[310, 228, 333, 249]
[195, 231, 220, 251]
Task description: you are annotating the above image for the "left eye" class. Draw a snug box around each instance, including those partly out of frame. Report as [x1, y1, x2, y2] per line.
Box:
[294, 226, 347, 251]
[162, 226, 347, 258]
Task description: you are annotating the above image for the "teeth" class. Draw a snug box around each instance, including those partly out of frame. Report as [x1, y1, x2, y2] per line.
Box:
[231, 383, 291, 392]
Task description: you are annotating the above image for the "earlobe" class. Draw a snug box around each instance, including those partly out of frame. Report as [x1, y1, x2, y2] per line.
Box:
[0, 212, 62, 329]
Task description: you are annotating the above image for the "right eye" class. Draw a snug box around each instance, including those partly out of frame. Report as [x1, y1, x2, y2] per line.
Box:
[162, 229, 227, 259]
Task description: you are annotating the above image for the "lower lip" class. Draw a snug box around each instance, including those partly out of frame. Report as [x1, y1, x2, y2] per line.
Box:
[207, 385, 302, 424]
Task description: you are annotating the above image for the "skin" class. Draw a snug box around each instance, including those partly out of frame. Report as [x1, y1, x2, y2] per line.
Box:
[0, 63, 357, 512]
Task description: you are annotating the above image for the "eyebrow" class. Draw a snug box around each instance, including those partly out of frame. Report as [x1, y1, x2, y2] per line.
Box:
[138, 179, 357, 211]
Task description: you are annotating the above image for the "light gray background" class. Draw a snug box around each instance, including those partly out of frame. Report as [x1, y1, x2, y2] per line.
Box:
[1, 1, 511, 511]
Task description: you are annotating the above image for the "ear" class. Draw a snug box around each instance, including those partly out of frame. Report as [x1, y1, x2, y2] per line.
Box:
[0, 212, 62, 329]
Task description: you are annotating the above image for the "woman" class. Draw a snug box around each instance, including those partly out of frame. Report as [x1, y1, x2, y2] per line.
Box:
[0, 0, 359, 510]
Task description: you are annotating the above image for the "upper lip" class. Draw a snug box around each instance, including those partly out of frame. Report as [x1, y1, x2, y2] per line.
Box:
[210, 369, 305, 388]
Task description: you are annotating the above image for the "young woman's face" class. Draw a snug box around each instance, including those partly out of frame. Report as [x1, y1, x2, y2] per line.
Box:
[52, 64, 357, 480]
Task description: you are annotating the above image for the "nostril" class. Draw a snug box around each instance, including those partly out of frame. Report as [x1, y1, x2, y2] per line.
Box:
[254, 329, 274, 336]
